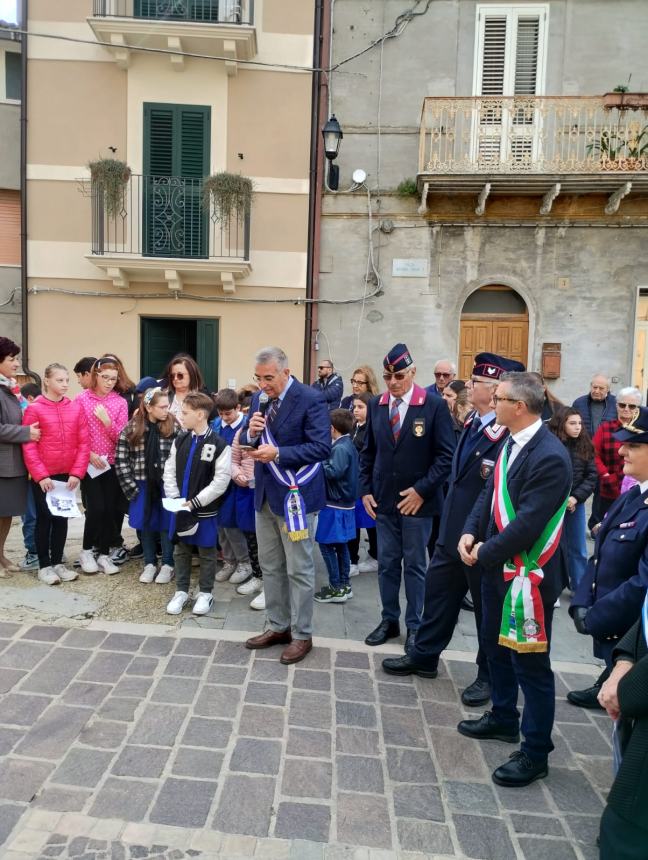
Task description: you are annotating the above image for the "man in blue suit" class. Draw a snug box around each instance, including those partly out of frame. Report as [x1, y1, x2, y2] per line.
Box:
[359, 343, 455, 652]
[241, 346, 331, 665]
[456, 372, 572, 788]
[568, 405, 648, 709]
[382, 353, 522, 707]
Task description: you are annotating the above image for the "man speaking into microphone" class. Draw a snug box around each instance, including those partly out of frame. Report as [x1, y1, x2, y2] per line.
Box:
[240, 347, 331, 664]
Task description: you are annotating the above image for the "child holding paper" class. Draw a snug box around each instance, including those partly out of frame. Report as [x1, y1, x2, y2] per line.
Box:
[115, 387, 178, 585]
[22, 363, 90, 585]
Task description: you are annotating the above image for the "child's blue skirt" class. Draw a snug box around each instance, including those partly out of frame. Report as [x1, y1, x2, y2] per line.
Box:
[354, 497, 376, 530]
[316, 505, 356, 544]
[128, 480, 170, 533]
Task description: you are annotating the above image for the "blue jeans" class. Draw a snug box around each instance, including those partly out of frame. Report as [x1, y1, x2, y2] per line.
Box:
[318, 542, 350, 589]
[21, 482, 37, 555]
[375, 512, 433, 631]
[141, 529, 174, 567]
[563, 502, 588, 590]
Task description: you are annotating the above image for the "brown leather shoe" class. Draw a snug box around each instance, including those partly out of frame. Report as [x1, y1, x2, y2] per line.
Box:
[280, 638, 313, 665]
[245, 629, 292, 650]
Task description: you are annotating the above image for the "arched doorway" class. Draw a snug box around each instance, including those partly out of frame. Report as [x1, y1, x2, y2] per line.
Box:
[459, 286, 529, 379]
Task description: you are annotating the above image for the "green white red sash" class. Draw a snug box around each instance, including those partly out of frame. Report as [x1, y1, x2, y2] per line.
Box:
[493, 444, 568, 653]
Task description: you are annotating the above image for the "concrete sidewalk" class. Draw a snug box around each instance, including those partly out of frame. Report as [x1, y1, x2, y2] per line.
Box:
[0, 619, 607, 860]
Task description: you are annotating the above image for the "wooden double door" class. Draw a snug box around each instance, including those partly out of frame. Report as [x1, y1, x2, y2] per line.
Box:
[459, 316, 528, 380]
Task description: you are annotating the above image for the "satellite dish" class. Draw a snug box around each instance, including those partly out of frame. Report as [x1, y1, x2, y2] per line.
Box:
[352, 168, 367, 185]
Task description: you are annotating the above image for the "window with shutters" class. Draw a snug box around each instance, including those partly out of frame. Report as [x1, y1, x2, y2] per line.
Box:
[5, 52, 21, 101]
[143, 102, 210, 258]
[0, 190, 20, 265]
[473, 5, 548, 168]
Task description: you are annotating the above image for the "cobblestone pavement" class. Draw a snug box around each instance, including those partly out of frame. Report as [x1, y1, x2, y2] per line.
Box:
[0, 619, 608, 860]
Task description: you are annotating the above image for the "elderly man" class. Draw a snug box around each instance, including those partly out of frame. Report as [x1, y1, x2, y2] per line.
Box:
[312, 359, 343, 412]
[360, 343, 455, 651]
[573, 374, 617, 437]
[426, 359, 457, 396]
[242, 347, 331, 664]
[457, 372, 572, 787]
[382, 353, 523, 708]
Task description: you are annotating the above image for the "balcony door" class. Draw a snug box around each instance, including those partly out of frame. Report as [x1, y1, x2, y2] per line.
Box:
[135, 0, 220, 23]
[143, 103, 210, 258]
[472, 5, 548, 170]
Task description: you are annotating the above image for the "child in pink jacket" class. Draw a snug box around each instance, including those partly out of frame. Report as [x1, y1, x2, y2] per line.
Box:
[22, 363, 90, 585]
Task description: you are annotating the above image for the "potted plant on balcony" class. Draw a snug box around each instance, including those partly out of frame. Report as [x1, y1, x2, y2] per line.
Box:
[587, 124, 648, 171]
[202, 172, 254, 224]
[88, 158, 131, 217]
[602, 80, 648, 110]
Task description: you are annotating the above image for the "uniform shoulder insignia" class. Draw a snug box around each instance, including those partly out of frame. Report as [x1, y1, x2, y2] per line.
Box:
[411, 384, 427, 406]
[464, 410, 476, 429]
[379, 392, 389, 406]
[484, 423, 507, 442]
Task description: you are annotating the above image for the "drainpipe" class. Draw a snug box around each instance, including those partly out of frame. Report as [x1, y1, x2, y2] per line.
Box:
[19, 0, 38, 383]
[303, 0, 328, 383]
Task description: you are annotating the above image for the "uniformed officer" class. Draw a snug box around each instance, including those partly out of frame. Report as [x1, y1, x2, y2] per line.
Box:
[382, 353, 523, 707]
[359, 343, 456, 651]
[569, 405, 648, 709]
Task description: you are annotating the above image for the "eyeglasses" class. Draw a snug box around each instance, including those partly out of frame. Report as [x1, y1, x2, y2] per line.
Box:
[317, 365, 331, 370]
[350, 378, 367, 385]
[383, 371, 410, 381]
[98, 374, 118, 383]
[434, 372, 453, 378]
[618, 402, 639, 410]
[170, 372, 186, 381]
[253, 373, 278, 383]
[492, 395, 520, 405]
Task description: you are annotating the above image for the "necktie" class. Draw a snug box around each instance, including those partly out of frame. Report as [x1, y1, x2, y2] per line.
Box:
[504, 435, 515, 462]
[390, 398, 403, 441]
[266, 398, 280, 424]
[470, 415, 482, 438]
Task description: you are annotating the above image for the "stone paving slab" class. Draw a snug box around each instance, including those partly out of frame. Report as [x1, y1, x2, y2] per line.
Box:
[0, 619, 607, 859]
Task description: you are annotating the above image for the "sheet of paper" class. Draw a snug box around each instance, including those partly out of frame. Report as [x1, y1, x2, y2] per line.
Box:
[87, 457, 110, 479]
[46, 480, 82, 518]
[162, 497, 188, 513]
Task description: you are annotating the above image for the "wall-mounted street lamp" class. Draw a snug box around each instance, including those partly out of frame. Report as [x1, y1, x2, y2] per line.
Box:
[322, 114, 343, 190]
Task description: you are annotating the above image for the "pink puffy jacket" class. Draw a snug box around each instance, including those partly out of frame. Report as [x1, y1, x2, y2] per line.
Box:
[22, 396, 90, 482]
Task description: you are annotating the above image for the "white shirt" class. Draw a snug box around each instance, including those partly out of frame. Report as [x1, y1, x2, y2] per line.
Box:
[223, 412, 245, 432]
[639, 479, 648, 494]
[507, 418, 543, 467]
[389, 384, 415, 427]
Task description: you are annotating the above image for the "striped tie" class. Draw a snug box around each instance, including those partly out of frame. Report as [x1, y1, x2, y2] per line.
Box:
[390, 397, 403, 441]
[266, 398, 280, 424]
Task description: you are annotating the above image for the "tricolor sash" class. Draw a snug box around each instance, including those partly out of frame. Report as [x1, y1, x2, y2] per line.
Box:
[493, 443, 568, 653]
[261, 425, 322, 542]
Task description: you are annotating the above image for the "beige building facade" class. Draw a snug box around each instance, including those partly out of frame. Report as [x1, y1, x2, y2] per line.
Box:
[26, 0, 314, 390]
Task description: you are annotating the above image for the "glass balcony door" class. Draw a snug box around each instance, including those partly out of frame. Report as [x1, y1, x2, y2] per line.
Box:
[134, 0, 221, 22]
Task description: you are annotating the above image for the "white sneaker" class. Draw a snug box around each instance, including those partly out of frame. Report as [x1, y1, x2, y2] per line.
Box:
[79, 549, 99, 574]
[38, 566, 61, 586]
[236, 576, 262, 596]
[229, 563, 252, 584]
[554, 598, 561, 608]
[250, 590, 266, 611]
[97, 554, 119, 575]
[349, 564, 359, 577]
[139, 564, 157, 584]
[166, 590, 189, 615]
[193, 592, 214, 615]
[155, 564, 174, 584]
[53, 563, 78, 582]
[358, 558, 378, 574]
[215, 561, 237, 582]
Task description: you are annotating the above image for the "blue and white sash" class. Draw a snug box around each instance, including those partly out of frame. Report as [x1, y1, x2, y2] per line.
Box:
[261, 425, 322, 542]
[612, 591, 648, 772]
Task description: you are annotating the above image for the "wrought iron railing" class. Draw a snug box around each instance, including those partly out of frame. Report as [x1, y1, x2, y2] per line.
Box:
[91, 174, 251, 260]
[419, 96, 648, 175]
[92, 0, 254, 25]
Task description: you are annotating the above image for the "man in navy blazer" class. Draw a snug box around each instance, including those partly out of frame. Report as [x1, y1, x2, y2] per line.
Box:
[359, 343, 455, 651]
[457, 372, 572, 788]
[241, 346, 331, 665]
[382, 353, 521, 708]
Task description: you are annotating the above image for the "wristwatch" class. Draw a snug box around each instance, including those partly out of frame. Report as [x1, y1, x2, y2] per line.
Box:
[274, 450, 280, 464]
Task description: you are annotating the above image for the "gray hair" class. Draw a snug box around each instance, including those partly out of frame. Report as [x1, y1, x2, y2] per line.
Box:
[500, 371, 545, 415]
[618, 386, 642, 403]
[434, 358, 457, 373]
[591, 373, 610, 385]
[254, 346, 288, 370]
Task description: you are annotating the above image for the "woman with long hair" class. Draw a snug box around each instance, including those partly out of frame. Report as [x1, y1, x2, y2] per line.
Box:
[163, 353, 205, 429]
[22, 364, 90, 585]
[442, 380, 471, 440]
[115, 387, 178, 584]
[341, 365, 380, 410]
[548, 407, 597, 590]
[76, 356, 129, 574]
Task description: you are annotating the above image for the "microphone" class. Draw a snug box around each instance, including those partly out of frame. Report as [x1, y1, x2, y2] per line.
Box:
[258, 391, 270, 415]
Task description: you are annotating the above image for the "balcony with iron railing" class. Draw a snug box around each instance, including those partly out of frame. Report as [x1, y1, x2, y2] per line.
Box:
[417, 96, 648, 214]
[88, 0, 256, 71]
[86, 173, 252, 292]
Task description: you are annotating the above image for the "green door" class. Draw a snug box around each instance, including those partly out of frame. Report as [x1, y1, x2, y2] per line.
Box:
[196, 318, 219, 393]
[140, 317, 219, 392]
[143, 103, 210, 258]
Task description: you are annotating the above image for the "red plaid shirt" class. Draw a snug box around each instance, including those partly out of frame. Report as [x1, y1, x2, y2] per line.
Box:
[593, 418, 623, 499]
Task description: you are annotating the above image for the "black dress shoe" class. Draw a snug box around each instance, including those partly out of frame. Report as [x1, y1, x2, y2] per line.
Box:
[404, 628, 416, 654]
[382, 653, 438, 678]
[566, 685, 605, 710]
[365, 620, 400, 647]
[457, 711, 520, 743]
[461, 595, 475, 612]
[492, 750, 548, 787]
[461, 678, 491, 707]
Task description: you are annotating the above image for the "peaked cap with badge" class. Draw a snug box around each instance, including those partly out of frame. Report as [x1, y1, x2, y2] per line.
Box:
[614, 405, 648, 444]
[383, 343, 414, 374]
[472, 352, 525, 380]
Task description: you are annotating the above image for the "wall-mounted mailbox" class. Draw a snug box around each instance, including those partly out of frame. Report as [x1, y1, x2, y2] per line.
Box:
[542, 343, 561, 379]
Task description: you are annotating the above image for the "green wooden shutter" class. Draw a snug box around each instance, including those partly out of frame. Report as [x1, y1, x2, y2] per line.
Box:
[179, 106, 210, 257]
[196, 319, 219, 392]
[5, 53, 21, 101]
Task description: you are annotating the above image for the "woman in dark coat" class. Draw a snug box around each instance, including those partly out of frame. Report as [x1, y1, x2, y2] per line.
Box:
[0, 338, 40, 573]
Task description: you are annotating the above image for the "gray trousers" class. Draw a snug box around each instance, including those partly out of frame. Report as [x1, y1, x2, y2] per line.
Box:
[255, 502, 316, 639]
[219, 527, 250, 564]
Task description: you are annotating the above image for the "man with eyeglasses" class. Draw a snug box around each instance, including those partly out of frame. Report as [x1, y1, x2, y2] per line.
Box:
[359, 343, 455, 652]
[426, 359, 457, 396]
[311, 359, 343, 412]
